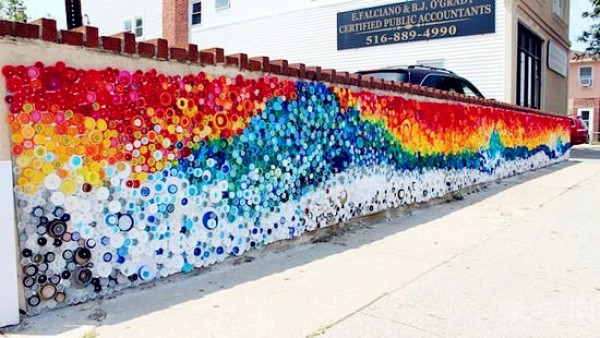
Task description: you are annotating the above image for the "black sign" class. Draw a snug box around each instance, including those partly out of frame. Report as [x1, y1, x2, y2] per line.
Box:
[337, 0, 495, 50]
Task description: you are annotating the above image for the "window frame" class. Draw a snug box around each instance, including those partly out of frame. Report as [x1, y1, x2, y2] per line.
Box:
[133, 16, 143, 38]
[123, 19, 132, 33]
[552, 0, 564, 18]
[359, 70, 408, 84]
[215, 0, 230, 10]
[191, 1, 202, 25]
[516, 24, 542, 109]
[578, 66, 593, 86]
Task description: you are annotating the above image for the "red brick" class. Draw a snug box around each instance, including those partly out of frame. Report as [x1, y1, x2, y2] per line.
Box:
[101, 36, 122, 53]
[370, 78, 383, 90]
[270, 60, 289, 76]
[336, 71, 350, 85]
[360, 76, 372, 87]
[78, 26, 99, 48]
[321, 69, 335, 82]
[14, 22, 39, 39]
[383, 79, 395, 91]
[124, 33, 136, 53]
[202, 48, 224, 63]
[398, 82, 411, 93]
[349, 73, 361, 86]
[112, 32, 136, 53]
[289, 63, 306, 78]
[60, 30, 84, 46]
[247, 59, 259, 71]
[147, 38, 168, 59]
[188, 44, 198, 62]
[225, 53, 249, 70]
[170, 47, 188, 61]
[31, 18, 57, 42]
[250, 56, 270, 72]
[0, 20, 13, 37]
[199, 51, 215, 65]
[237, 53, 249, 70]
[306, 66, 321, 81]
[163, 0, 189, 47]
[137, 42, 155, 58]
[269, 63, 282, 74]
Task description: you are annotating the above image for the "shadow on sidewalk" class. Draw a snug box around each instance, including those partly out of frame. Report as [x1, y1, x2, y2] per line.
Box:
[2, 159, 582, 336]
[570, 145, 600, 160]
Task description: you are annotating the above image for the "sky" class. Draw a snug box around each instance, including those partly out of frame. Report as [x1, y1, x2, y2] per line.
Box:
[22, 0, 66, 29]
[20, 0, 597, 51]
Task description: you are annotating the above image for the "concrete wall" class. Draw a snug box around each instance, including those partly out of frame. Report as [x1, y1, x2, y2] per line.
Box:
[0, 19, 570, 322]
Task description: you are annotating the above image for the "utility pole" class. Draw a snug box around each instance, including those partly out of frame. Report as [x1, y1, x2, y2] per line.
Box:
[64, 0, 83, 29]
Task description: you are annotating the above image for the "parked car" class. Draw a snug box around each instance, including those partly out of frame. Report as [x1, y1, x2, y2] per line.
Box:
[569, 115, 589, 145]
[356, 65, 485, 98]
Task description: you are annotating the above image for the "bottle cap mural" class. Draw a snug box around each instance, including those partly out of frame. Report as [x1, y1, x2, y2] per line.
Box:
[1, 59, 569, 315]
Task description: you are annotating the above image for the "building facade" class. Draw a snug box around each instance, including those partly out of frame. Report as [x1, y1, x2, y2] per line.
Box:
[81, 0, 570, 114]
[569, 52, 599, 142]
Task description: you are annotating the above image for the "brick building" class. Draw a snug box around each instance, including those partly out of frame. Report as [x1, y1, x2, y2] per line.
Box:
[569, 51, 600, 142]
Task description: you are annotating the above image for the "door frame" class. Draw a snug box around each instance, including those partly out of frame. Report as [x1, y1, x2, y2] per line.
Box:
[577, 107, 594, 143]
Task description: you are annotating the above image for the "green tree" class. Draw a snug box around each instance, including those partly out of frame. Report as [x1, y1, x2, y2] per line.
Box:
[0, 0, 27, 22]
[579, 0, 600, 58]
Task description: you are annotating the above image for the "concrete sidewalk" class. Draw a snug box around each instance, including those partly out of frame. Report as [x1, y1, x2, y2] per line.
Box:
[3, 149, 600, 338]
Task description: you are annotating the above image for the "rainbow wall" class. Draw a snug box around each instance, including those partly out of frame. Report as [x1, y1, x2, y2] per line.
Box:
[0, 21, 570, 318]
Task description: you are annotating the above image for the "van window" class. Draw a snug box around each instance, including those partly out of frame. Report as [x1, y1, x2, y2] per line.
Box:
[458, 79, 484, 97]
[363, 71, 408, 83]
[421, 75, 460, 92]
[421, 75, 483, 97]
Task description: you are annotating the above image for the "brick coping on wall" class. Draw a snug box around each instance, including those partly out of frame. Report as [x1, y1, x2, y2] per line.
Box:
[0, 18, 561, 119]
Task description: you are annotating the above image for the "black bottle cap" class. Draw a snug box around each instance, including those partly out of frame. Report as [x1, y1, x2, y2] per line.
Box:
[22, 248, 32, 257]
[27, 295, 40, 307]
[74, 247, 92, 265]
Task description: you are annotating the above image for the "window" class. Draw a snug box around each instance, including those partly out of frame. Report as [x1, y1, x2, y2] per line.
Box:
[579, 116, 589, 129]
[134, 17, 143, 37]
[215, 0, 230, 10]
[191, 1, 202, 25]
[420, 75, 483, 97]
[123, 19, 132, 33]
[123, 17, 143, 37]
[579, 110, 590, 128]
[516, 24, 542, 109]
[553, 0, 564, 17]
[457, 79, 484, 98]
[579, 67, 593, 86]
[363, 71, 408, 83]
